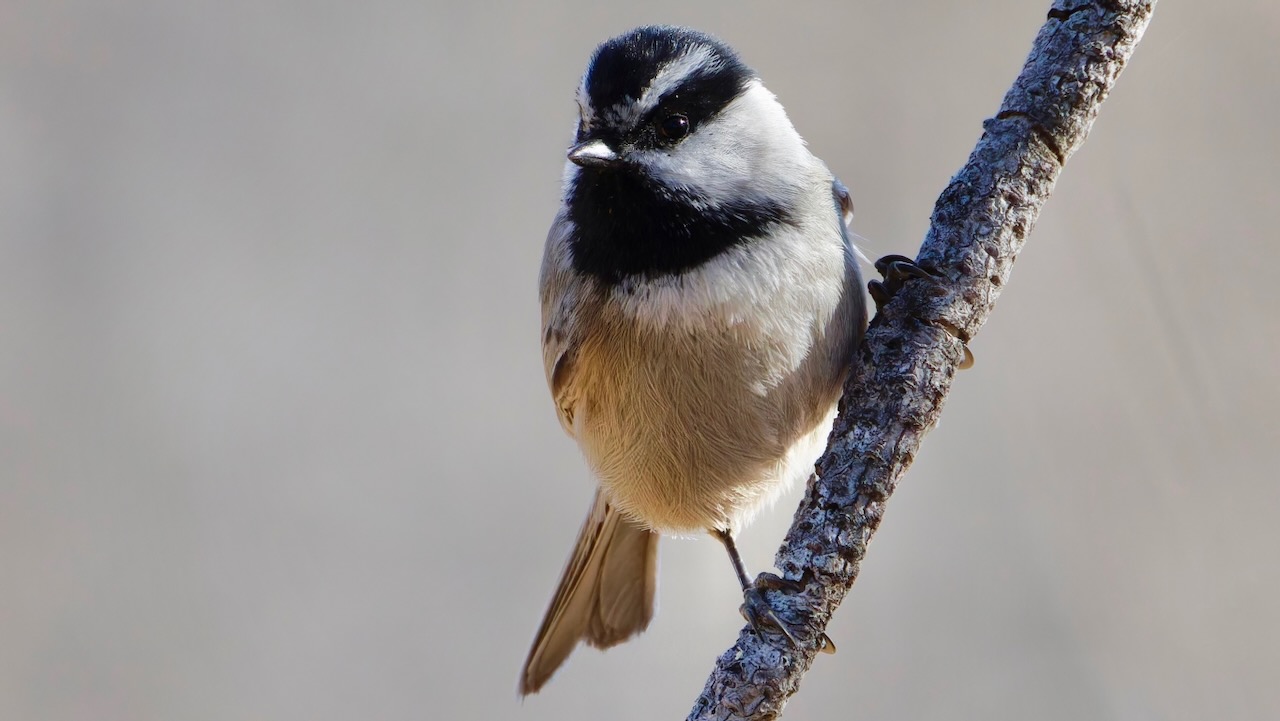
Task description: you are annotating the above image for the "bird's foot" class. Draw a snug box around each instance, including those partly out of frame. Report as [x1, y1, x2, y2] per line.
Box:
[866, 254, 973, 368]
[868, 254, 944, 311]
[739, 572, 836, 654]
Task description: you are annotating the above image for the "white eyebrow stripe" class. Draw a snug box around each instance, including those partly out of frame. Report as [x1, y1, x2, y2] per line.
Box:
[580, 44, 725, 130]
[637, 45, 718, 116]
[599, 45, 720, 128]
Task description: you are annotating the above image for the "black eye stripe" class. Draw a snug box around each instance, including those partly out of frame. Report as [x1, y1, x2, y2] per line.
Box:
[644, 70, 748, 132]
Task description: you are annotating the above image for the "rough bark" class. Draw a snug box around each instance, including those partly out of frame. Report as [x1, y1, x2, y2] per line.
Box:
[688, 2, 1157, 719]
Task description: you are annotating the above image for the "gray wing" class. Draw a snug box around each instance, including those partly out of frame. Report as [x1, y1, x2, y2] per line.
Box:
[538, 212, 592, 437]
[832, 178, 869, 353]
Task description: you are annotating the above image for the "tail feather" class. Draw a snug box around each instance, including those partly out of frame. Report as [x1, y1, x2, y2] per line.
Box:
[519, 490, 659, 695]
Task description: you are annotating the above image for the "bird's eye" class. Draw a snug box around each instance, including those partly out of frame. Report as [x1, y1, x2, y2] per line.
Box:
[656, 114, 690, 142]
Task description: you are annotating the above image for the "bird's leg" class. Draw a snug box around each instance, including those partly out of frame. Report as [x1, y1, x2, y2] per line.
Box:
[709, 529, 835, 653]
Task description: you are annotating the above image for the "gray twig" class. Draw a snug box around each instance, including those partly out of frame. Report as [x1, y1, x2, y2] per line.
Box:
[688, 2, 1157, 718]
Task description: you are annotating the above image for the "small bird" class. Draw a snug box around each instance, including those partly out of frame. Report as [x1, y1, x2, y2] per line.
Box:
[521, 25, 866, 695]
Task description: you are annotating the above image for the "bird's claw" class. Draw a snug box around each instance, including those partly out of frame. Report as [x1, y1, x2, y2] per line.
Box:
[874, 253, 936, 280]
[867, 254, 974, 369]
[739, 573, 836, 654]
[868, 254, 944, 311]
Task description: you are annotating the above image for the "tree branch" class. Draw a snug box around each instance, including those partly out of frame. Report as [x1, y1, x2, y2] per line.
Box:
[688, 2, 1156, 718]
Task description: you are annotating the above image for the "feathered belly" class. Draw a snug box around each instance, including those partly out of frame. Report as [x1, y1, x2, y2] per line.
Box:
[573, 319, 843, 534]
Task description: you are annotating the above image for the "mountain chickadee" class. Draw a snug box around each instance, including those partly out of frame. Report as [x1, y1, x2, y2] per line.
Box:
[521, 25, 867, 695]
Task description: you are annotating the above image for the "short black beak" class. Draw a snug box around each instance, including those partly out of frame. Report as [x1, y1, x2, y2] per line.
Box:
[567, 139, 619, 168]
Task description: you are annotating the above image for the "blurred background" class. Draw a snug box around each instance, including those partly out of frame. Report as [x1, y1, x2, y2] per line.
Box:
[2, 1, 1277, 719]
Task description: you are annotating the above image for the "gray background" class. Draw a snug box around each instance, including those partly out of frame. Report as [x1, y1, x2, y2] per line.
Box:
[2, 1, 1277, 719]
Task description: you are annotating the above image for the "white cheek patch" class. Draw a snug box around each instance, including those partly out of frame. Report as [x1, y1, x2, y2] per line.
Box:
[631, 81, 810, 211]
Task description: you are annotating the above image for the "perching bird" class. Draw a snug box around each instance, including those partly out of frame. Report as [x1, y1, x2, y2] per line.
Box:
[521, 25, 866, 695]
